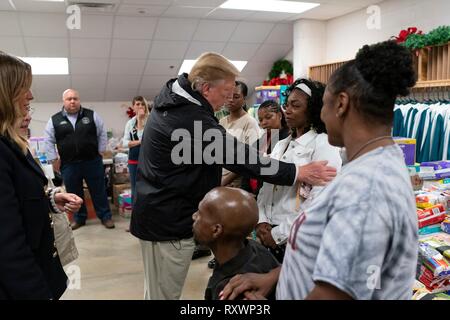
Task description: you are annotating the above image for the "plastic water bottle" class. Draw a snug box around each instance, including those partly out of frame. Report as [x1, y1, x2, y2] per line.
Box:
[38, 152, 48, 165]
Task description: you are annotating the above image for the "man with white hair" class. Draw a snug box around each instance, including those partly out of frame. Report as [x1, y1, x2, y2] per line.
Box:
[44, 89, 114, 230]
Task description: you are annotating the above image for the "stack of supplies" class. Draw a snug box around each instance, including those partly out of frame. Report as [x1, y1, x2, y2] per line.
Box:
[442, 216, 450, 234]
[417, 204, 446, 230]
[420, 161, 450, 180]
[118, 190, 132, 218]
[416, 235, 450, 293]
[412, 290, 450, 300]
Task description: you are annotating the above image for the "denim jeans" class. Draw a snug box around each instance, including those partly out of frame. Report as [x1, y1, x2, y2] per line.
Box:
[128, 163, 138, 201]
[61, 156, 112, 224]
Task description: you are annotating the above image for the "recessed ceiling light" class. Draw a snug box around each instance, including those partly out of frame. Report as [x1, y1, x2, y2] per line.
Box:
[19, 57, 69, 75]
[178, 59, 247, 75]
[220, 0, 320, 14]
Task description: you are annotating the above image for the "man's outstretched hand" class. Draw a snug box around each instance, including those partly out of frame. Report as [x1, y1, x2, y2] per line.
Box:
[297, 161, 337, 186]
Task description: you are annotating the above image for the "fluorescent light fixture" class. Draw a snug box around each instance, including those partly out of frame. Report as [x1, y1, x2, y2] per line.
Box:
[32, 0, 65, 2]
[220, 0, 320, 14]
[178, 59, 247, 75]
[19, 57, 69, 75]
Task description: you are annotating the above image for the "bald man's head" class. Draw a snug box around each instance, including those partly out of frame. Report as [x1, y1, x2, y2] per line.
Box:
[192, 187, 258, 245]
[62, 89, 81, 114]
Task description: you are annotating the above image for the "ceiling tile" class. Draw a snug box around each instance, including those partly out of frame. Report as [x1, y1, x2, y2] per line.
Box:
[153, 18, 198, 41]
[32, 75, 71, 96]
[121, 0, 168, 4]
[71, 75, 107, 90]
[109, 59, 147, 75]
[0, 37, 26, 56]
[205, 8, 255, 20]
[162, 6, 212, 19]
[265, 24, 293, 45]
[291, 4, 357, 20]
[69, 15, 114, 38]
[19, 13, 68, 37]
[245, 11, 297, 22]
[140, 75, 169, 89]
[69, 58, 109, 75]
[239, 61, 272, 77]
[193, 20, 238, 42]
[148, 41, 189, 59]
[24, 37, 69, 57]
[75, 88, 105, 102]
[222, 42, 260, 60]
[144, 59, 181, 76]
[117, 4, 169, 16]
[251, 44, 292, 62]
[230, 22, 275, 43]
[31, 89, 64, 103]
[0, 1, 14, 10]
[70, 38, 111, 58]
[13, 0, 67, 13]
[185, 41, 226, 59]
[107, 75, 141, 89]
[113, 16, 158, 39]
[105, 87, 139, 101]
[111, 39, 151, 59]
[173, 0, 224, 5]
[0, 12, 21, 36]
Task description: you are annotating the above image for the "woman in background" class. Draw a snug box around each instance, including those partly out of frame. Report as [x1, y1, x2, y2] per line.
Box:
[122, 96, 150, 232]
[241, 100, 290, 197]
[123, 96, 151, 200]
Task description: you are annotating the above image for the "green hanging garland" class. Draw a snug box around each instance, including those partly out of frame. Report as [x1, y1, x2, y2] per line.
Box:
[402, 26, 450, 50]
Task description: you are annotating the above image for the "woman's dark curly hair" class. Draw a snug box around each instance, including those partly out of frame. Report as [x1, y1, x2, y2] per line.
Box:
[258, 100, 288, 130]
[327, 40, 417, 125]
[283, 78, 326, 136]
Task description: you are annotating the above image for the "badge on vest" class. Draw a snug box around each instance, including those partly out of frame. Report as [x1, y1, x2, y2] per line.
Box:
[59, 120, 68, 125]
[81, 117, 90, 125]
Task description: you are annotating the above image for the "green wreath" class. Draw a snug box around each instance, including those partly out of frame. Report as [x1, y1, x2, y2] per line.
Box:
[403, 25, 450, 50]
[269, 59, 293, 79]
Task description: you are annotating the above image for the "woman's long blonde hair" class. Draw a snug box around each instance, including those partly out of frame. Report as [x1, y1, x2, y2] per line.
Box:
[0, 51, 32, 153]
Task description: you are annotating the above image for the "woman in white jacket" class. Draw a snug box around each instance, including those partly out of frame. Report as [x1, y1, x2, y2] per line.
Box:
[256, 78, 342, 262]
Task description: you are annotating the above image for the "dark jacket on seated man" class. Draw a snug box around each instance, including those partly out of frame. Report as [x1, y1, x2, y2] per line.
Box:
[205, 239, 279, 300]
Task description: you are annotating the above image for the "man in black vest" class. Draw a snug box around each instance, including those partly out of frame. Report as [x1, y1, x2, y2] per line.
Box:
[44, 89, 114, 230]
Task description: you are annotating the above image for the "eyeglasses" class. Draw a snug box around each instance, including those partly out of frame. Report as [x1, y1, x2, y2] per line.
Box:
[26, 105, 35, 115]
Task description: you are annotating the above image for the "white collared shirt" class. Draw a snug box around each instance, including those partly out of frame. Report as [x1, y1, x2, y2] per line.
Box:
[257, 129, 342, 245]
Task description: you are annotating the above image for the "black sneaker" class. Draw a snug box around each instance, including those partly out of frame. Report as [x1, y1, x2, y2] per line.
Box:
[192, 248, 211, 260]
[207, 258, 216, 269]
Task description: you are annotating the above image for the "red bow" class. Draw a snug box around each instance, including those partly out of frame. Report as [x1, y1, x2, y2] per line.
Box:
[262, 74, 294, 86]
[126, 106, 136, 119]
[395, 27, 423, 43]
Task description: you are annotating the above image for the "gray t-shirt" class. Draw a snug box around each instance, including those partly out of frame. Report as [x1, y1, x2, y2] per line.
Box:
[276, 144, 418, 300]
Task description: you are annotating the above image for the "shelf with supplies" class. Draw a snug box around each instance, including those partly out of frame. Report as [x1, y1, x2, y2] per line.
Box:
[254, 85, 289, 105]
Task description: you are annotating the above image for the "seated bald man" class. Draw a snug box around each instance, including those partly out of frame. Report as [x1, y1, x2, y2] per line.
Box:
[193, 187, 279, 300]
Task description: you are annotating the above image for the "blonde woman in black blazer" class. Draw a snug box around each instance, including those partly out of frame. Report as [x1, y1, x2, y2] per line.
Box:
[0, 52, 82, 299]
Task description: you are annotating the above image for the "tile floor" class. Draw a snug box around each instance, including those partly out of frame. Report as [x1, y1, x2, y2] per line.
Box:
[60, 214, 213, 300]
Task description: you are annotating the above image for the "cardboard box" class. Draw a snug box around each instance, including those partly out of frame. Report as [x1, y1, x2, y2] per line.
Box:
[113, 172, 130, 184]
[114, 162, 128, 174]
[113, 183, 131, 207]
[393, 137, 416, 166]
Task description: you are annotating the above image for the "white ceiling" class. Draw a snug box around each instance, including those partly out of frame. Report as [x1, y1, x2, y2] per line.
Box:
[0, 0, 383, 102]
